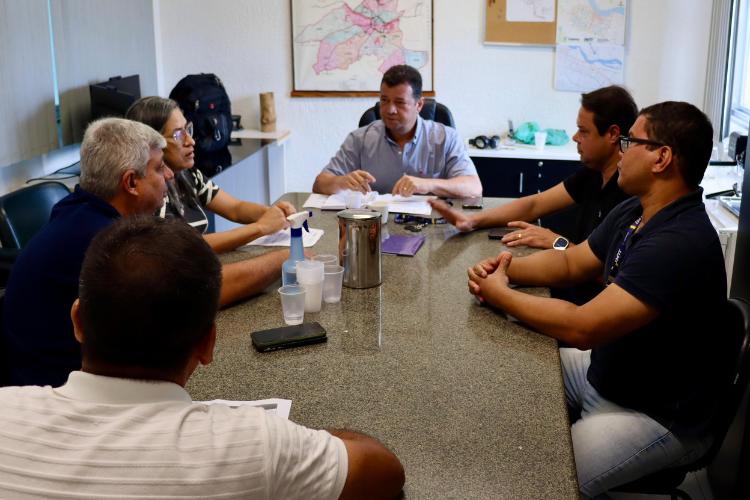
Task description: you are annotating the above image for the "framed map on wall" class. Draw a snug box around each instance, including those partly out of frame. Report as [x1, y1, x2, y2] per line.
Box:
[290, 0, 434, 97]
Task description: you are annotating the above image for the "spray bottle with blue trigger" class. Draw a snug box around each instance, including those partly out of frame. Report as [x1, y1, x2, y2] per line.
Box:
[282, 211, 312, 286]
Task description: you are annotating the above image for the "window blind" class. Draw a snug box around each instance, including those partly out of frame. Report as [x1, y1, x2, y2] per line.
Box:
[0, 0, 59, 168]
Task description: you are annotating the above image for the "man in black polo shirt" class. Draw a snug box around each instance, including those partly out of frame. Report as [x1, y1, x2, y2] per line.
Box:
[467, 101, 730, 498]
[430, 85, 635, 251]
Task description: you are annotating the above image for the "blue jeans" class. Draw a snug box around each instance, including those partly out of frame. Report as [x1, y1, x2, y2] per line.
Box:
[560, 348, 713, 500]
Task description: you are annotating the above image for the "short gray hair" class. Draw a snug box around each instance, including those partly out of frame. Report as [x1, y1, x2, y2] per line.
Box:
[79, 118, 167, 201]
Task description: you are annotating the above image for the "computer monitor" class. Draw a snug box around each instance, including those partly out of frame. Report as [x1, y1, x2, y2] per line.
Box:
[89, 75, 141, 121]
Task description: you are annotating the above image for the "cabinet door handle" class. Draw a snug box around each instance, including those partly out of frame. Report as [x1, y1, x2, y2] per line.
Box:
[519, 172, 524, 193]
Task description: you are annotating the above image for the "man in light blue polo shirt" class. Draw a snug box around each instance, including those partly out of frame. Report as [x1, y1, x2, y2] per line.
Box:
[313, 65, 482, 198]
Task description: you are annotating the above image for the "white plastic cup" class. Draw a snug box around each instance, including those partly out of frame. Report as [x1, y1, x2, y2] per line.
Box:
[323, 265, 345, 303]
[296, 261, 324, 313]
[366, 200, 390, 223]
[312, 254, 338, 265]
[345, 190, 362, 209]
[278, 285, 306, 325]
[534, 132, 547, 150]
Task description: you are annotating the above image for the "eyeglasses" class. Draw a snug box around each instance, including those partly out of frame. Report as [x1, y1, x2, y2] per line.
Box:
[619, 135, 668, 154]
[169, 122, 193, 145]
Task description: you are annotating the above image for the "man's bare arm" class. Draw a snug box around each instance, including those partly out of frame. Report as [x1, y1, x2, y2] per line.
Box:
[422, 175, 483, 198]
[469, 253, 659, 349]
[219, 250, 288, 307]
[313, 171, 376, 195]
[327, 430, 405, 500]
[504, 240, 602, 288]
[430, 182, 576, 232]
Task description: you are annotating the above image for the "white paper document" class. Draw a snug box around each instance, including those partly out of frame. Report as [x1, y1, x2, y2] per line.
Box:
[243, 227, 324, 248]
[302, 193, 329, 209]
[200, 398, 292, 419]
[377, 194, 436, 216]
[320, 191, 378, 210]
[304, 192, 436, 215]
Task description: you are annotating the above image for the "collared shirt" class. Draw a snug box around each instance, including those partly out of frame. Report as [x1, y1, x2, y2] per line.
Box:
[2, 186, 121, 387]
[563, 166, 632, 244]
[559, 166, 633, 304]
[321, 116, 478, 194]
[586, 189, 732, 437]
[158, 167, 220, 234]
[0, 371, 348, 500]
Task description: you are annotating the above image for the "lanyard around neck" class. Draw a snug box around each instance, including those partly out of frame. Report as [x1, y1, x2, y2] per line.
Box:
[606, 216, 643, 287]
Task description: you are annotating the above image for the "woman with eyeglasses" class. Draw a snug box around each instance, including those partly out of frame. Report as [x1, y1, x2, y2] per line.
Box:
[125, 96, 295, 253]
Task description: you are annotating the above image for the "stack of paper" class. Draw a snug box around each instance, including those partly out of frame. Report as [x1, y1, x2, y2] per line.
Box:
[376, 194, 436, 216]
[321, 191, 378, 210]
[200, 399, 292, 419]
[303, 192, 436, 216]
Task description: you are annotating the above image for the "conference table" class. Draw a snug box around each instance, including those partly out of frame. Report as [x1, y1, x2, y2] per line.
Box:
[186, 194, 579, 499]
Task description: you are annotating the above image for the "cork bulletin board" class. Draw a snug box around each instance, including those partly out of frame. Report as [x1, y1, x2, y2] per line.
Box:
[484, 0, 558, 46]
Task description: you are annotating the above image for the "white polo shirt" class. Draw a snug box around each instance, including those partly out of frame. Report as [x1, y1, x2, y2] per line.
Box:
[0, 371, 348, 500]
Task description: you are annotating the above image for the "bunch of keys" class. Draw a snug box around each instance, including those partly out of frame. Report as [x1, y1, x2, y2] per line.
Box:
[394, 214, 446, 232]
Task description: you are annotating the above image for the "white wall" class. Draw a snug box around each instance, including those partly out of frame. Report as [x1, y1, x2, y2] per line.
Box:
[158, 0, 713, 195]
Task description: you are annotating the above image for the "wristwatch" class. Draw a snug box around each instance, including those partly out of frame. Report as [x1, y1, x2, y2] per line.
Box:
[553, 236, 570, 250]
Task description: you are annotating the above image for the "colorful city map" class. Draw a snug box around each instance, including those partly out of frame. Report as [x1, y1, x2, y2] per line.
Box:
[292, 0, 432, 92]
[557, 0, 627, 45]
[554, 43, 624, 92]
[554, 0, 626, 92]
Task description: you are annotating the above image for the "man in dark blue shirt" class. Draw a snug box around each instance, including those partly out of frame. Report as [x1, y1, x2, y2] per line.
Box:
[2, 118, 173, 387]
[467, 102, 731, 498]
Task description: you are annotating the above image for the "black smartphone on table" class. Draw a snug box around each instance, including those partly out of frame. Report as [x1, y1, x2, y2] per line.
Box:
[462, 196, 483, 209]
[251, 322, 327, 352]
[488, 227, 516, 239]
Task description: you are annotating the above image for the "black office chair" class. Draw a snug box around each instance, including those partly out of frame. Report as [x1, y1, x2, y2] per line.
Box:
[358, 98, 457, 130]
[0, 182, 70, 271]
[610, 297, 750, 500]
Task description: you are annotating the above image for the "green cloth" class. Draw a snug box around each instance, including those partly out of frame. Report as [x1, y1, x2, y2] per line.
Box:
[513, 122, 569, 146]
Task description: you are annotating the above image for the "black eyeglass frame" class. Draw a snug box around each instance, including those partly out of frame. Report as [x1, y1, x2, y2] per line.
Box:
[619, 135, 668, 154]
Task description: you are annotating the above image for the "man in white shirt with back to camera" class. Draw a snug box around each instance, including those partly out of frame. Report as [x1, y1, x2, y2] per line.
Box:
[0, 216, 404, 500]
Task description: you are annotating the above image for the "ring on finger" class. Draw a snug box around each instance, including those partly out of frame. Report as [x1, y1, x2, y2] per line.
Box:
[518, 233, 522, 239]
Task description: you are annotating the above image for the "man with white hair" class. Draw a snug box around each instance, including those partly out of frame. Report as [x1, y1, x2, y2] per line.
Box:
[3, 117, 305, 388]
[2, 118, 174, 387]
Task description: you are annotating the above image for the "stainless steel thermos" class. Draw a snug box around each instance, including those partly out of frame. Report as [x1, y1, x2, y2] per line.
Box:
[337, 209, 381, 288]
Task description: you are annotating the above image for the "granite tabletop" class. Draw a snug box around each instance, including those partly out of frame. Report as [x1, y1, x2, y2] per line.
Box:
[185, 193, 579, 499]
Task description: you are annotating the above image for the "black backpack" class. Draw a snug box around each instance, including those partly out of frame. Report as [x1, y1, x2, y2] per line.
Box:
[169, 74, 233, 153]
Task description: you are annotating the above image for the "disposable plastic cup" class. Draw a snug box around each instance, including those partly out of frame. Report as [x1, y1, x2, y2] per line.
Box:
[345, 190, 362, 209]
[366, 200, 390, 223]
[312, 254, 338, 265]
[296, 261, 324, 313]
[323, 265, 345, 303]
[534, 132, 547, 151]
[278, 285, 306, 325]
[297, 260, 325, 278]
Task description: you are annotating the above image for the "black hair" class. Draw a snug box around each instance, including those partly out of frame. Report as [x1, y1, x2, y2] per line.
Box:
[381, 65, 423, 101]
[580, 85, 638, 137]
[78, 216, 223, 374]
[638, 101, 714, 188]
[125, 97, 200, 213]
